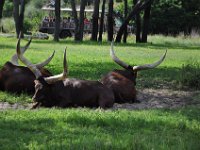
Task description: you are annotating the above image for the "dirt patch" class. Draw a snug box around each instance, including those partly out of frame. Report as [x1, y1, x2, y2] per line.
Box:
[0, 102, 32, 110]
[113, 89, 200, 110]
[0, 89, 200, 110]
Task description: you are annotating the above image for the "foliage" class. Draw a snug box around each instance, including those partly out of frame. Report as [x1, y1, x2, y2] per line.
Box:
[115, 0, 200, 35]
[1, 18, 15, 33]
[2, 0, 13, 18]
[30, 0, 47, 9]
[114, 0, 133, 16]
[150, 0, 200, 35]
[24, 0, 47, 31]
[180, 62, 200, 89]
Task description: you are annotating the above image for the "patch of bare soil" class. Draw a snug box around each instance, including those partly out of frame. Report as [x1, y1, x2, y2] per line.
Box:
[0, 89, 200, 110]
[0, 103, 32, 110]
[113, 89, 200, 110]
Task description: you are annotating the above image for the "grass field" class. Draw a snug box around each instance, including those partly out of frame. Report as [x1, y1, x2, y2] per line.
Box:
[0, 35, 200, 149]
[0, 107, 200, 150]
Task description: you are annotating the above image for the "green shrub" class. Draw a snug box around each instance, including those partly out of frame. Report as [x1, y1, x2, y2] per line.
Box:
[180, 62, 200, 89]
[24, 18, 34, 32]
[1, 18, 15, 33]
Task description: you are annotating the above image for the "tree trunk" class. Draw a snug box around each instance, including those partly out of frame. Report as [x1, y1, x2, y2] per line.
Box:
[107, 0, 114, 42]
[98, 0, 106, 42]
[123, 0, 128, 43]
[91, 0, 100, 41]
[76, 0, 86, 41]
[141, 3, 152, 43]
[54, 0, 61, 42]
[13, 0, 26, 38]
[0, 0, 5, 32]
[115, 0, 152, 43]
[19, 0, 25, 38]
[0, 0, 5, 20]
[134, 0, 141, 43]
[70, 0, 79, 41]
[13, 0, 20, 38]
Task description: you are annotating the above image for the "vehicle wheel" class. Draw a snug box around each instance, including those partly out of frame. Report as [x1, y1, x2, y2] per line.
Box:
[59, 30, 72, 39]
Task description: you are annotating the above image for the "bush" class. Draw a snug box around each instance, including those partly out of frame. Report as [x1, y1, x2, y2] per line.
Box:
[24, 18, 34, 33]
[1, 18, 15, 33]
[180, 62, 200, 89]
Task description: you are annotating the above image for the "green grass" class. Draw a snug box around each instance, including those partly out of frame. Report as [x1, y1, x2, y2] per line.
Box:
[0, 91, 31, 104]
[0, 35, 200, 149]
[0, 107, 200, 150]
[0, 35, 200, 82]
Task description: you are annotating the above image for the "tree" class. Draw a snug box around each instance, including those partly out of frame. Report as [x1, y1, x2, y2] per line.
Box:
[141, 2, 152, 42]
[115, 0, 152, 43]
[134, 0, 142, 43]
[91, 0, 100, 41]
[0, 0, 5, 32]
[70, 0, 79, 40]
[71, 0, 86, 41]
[13, 0, 26, 38]
[0, 0, 5, 20]
[98, 0, 106, 42]
[148, 0, 200, 35]
[76, 0, 86, 41]
[54, 0, 61, 42]
[107, 0, 114, 41]
[123, 0, 128, 43]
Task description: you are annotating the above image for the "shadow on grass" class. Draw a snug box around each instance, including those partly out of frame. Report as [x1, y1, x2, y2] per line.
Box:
[32, 39, 200, 51]
[48, 61, 181, 88]
[0, 44, 16, 50]
[0, 108, 199, 149]
[1, 35, 200, 51]
[0, 59, 199, 90]
[167, 107, 200, 122]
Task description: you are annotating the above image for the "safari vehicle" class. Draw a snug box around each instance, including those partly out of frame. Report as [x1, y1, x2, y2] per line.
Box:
[39, 6, 95, 38]
[39, 5, 133, 38]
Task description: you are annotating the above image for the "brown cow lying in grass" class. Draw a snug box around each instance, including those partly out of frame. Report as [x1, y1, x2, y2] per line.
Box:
[0, 36, 54, 94]
[17, 39, 114, 109]
[101, 42, 167, 103]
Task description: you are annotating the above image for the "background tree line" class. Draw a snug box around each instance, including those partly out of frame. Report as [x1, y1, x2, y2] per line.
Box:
[0, 0, 199, 43]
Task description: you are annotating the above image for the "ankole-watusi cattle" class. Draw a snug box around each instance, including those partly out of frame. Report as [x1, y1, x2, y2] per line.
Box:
[101, 42, 167, 103]
[0, 37, 54, 94]
[17, 45, 114, 109]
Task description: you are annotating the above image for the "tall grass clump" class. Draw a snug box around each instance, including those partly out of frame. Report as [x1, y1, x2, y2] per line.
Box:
[180, 62, 200, 89]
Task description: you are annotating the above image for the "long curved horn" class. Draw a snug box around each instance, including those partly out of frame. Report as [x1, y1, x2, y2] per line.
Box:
[132, 50, 167, 71]
[44, 47, 68, 84]
[16, 36, 55, 79]
[11, 37, 32, 66]
[110, 41, 130, 69]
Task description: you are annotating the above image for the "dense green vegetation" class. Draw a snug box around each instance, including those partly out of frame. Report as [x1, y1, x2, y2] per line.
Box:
[116, 0, 200, 35]
[0, 35, 200, 149]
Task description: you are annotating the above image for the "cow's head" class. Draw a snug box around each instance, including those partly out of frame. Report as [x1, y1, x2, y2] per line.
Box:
[17, 39, 67, 106]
